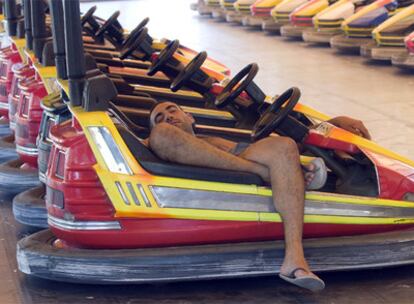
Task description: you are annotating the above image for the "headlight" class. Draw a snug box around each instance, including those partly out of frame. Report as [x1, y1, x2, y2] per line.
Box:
[88, 126, 133, 175]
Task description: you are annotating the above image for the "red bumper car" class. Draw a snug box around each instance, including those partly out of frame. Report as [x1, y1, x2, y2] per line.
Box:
[0, 45, 22, 128]
[0, 70, 47, 195]
[391, 31, 414, 69]
[8, 63, 36, 131]
[14, 74, 47, 165]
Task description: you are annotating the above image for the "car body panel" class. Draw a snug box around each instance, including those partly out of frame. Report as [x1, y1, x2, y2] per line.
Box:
[291, 0, 330, 19]
[220, 0, 238, 10]
[342, 0, 399, 37]
[372, 4, 414, 46]
[0, 47, 22, 117]
[272, 0, 309, 24]
[234, 0, 257, 13]
[406, 30, 414, 50]
[251, 0, 283, 16]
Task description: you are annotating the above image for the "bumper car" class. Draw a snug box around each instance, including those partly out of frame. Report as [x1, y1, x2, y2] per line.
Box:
[14, 72, 48, 165]
[221, 0, 244, 23]
[0, 64, 51, 195]
[231, 0, 257, 24]
[1, 0, 45, 133]
[13, 92, 71, 228]
[207, 0, 228, 19]
[330, 0, 402, 53]
[17, 0, 414, 284]
[0, 7, 27, 163]
[270, 0, 310, 32]
[360, 4, 414, 61]
[191, 0, 215, 15]
[0, 44, 22, 133]
[0, 0, 58, 196]
[262, 1, 292, 33]
[391, 30, 414, 69]
[8, 62, 36, 131]
[280, 0, 333, 39]
[242, 0, 281, 28]
[303, 0, 376, 44]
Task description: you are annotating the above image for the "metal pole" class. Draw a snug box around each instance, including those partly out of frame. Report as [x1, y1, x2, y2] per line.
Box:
[23, 0, 33, 49]
[49, 0, 67, 79]
[31, 0, 48, 60]
[62, 0, 85, 106]
[4, 0, 18, 36]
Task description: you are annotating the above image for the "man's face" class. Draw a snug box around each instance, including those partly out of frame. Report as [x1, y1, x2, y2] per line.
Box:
[150, 102, 195, 133]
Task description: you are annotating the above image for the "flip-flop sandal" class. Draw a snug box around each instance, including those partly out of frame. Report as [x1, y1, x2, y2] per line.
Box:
[302, 157, 328, 190]
[279, 267, 325, 292]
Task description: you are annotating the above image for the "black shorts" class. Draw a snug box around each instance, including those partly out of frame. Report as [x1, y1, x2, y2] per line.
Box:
[229, 142, 250, 156]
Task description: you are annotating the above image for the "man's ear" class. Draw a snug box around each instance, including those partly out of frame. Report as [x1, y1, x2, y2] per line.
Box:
[186, 112, 195, 123]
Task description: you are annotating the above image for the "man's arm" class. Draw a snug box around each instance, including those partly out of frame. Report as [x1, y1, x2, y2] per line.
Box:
[327, 116, 371, 139]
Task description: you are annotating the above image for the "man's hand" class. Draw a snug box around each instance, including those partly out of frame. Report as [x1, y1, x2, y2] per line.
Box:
[327, 116, 371, 140]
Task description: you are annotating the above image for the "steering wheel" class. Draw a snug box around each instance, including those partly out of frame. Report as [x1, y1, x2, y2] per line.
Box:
[121, 17, 150, 49]
[81, 6, 97, 27]
[215, 63, 258, 109]
[95, 11, 121, 38]
[147, 39, 179, 76]
[119, 27, 149, 60]
[170, 51, 207, 92]
[251, 87, 301, 142]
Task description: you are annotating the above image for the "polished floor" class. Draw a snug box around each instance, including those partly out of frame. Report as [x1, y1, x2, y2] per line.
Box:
[1, 0, 414, 303]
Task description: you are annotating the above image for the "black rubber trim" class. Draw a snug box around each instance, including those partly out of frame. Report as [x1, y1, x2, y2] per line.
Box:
[0, 135, 18, 163]
[17, 228, 414, 284]
[0, 124, 12, 137]
[13, 185, 47, 228]
[0, 159, 40, 194]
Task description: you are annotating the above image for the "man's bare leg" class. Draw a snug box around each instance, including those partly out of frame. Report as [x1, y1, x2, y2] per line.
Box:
[239, 137, 322, 282]
[149, 123, 323, 288]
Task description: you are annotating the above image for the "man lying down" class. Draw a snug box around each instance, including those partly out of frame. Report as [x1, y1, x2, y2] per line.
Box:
[146, 101, 371, 292]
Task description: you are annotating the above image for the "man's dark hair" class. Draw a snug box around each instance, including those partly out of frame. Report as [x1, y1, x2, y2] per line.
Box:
[148, 101, 183, 129]
[149, 101, 169, 129]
